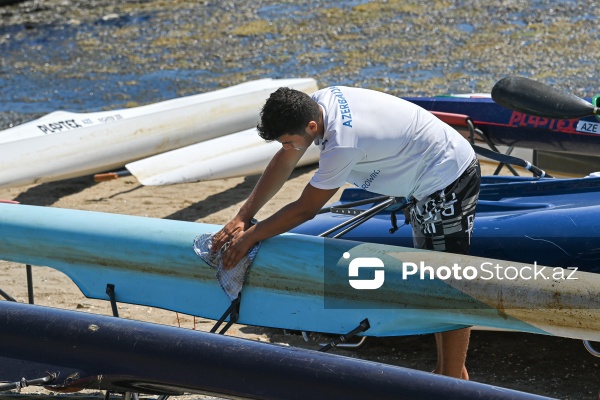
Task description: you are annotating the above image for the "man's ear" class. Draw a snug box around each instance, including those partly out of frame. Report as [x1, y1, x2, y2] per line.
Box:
[307, 120, 318, 132]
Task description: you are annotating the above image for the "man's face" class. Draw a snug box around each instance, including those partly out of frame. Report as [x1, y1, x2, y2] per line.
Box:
[276, 120, 319, 150]
[276, 130, 313, 151]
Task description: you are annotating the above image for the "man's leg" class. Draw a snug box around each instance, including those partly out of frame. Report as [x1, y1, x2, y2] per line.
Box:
[410, 158, 480, 380]
[411, 212, 473, 380]
[434, 329, 471, 379]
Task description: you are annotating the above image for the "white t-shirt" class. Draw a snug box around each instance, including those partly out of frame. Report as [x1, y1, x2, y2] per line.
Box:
[309, 86, 475, 200]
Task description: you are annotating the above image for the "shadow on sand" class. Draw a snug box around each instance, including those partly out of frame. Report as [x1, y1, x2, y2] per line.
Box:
[12, 176, 98, 206]
[163, 165, 316, 222]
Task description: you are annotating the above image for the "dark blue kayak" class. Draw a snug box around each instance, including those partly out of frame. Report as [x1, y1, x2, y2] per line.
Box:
[0, 300, 554, 400]
[403, 95, 600, 156]
[293, 175, 600, 273]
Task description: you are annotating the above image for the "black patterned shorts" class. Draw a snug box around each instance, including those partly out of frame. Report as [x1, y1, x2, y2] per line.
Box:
[407, 158, 481, 255]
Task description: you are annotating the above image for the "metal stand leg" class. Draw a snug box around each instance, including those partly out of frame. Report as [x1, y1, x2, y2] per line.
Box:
[470, 124, 520, 176]
[103, 286, 142, 400]
[0, 288, 16, 301]
[318, 319, 371, 352]
[210, 293, 242, 335]
[106, 284, 119, 317]
[26, 264, 34, 304]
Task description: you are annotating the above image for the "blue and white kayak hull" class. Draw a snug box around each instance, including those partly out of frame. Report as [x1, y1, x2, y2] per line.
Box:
[0, 203, 599, 341]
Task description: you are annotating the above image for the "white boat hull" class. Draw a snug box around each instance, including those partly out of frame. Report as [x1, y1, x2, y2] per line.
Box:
[126, 128, 321, 185]
[0, 78, 318, 188]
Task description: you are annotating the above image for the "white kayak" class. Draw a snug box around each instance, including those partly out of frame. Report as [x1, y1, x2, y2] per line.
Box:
[0, 78, 318, 188]
[125, 128, 321, 185]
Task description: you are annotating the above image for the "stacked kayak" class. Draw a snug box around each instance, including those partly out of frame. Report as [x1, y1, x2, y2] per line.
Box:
[404, 76, 600, 156]
[124, 127, 321, 185]
[0, 78, 318, 189]
[292, 175, 600, 274]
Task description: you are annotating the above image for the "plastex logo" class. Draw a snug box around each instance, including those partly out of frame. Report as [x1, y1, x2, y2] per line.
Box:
[345, 252, 385, 290]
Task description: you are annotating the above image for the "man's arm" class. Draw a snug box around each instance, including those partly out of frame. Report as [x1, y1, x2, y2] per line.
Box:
[221, 183, 339, 269]
[212, 146, 307, 251]
[237, 146, 307, 221]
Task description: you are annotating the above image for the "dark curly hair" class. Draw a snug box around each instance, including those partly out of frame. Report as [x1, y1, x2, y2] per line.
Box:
[257, 87, 320, 141]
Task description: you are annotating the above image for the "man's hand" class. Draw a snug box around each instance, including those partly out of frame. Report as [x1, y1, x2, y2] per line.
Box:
[212, 217, 249, 254]
[221, 229, 257, 270]
[219, 184, 339, 269]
